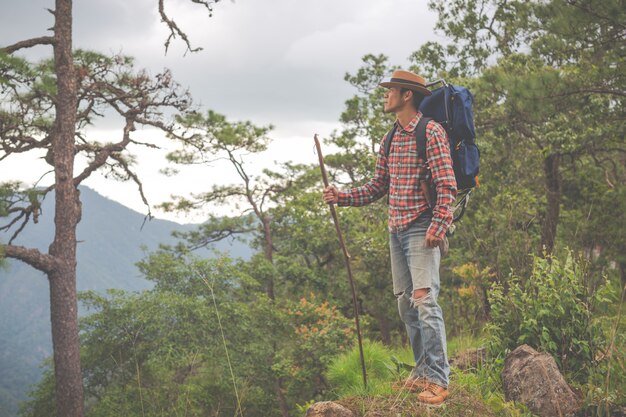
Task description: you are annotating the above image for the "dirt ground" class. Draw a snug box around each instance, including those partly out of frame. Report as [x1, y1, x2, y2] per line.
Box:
[336, 385, 499, 417]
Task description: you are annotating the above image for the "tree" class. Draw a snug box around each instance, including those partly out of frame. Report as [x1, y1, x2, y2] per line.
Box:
[0, 1, 221, 415]
[163, 110, 287, 298]
[20, 254, 271, 417]
[161, 110, 305, 416]
[415, 0, 626, 255]
[21, 248, 356, 416]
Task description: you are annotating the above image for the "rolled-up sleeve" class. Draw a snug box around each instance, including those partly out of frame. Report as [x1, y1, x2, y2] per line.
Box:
[425, 121, 457, 239]
[337, 141, 390, 207]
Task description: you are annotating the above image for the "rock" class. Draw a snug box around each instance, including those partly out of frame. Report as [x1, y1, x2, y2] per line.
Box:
[502, 344, 580, 417]
[450, 347, 487, 370]
[306, 401, 354, 417]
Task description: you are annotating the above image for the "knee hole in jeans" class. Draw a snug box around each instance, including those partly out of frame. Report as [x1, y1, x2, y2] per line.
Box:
[411, 288, 431, 307]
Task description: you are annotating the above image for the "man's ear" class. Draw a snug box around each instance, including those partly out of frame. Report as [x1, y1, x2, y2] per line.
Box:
[404, 90, 413, 102]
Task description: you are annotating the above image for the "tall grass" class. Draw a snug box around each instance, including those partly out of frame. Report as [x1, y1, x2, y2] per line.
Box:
[325, 339, 397, 397]
[324, 335, 535, 416]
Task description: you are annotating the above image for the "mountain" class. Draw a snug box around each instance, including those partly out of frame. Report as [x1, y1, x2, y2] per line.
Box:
[0, 187, 251, 417]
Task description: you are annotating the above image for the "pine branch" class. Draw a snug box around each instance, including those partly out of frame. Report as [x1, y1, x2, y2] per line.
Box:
[1, 244, 58, 274]
[1, 36, 55, 54]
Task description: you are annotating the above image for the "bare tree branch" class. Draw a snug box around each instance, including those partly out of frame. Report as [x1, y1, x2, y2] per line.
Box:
[549, 88, 626, 99]
[2, 36, 55, 54]
[2, 244, 58, 273]
[73, 119, 133, 185]
[109, 152, 152, 219]
[0, 204, 39, 245]
[566, 0, 626, 30]
[158, 0, 210, 54]
[0, 136, 52, 159]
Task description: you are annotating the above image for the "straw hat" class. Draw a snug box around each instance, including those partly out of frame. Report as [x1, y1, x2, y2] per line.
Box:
[379, 70, 431, 96]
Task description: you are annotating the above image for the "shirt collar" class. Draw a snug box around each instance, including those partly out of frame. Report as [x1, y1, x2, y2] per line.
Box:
[395, 111, 423, 133]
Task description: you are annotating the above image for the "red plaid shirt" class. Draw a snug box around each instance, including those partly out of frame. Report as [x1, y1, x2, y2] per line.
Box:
[337, 112, 457, 238]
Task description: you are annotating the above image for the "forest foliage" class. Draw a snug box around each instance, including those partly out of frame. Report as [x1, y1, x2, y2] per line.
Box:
[2, 0, 625, 416]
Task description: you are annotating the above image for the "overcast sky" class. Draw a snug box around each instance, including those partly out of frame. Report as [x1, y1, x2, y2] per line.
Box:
[1, 0, 441, 222]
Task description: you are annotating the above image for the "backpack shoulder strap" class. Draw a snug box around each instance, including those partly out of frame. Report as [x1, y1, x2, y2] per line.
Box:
[415, 116, 432, 160]
[383, 124, 397, 158]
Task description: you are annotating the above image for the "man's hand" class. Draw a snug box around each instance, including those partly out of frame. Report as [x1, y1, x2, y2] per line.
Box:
[323, 186, 339, 204]
[425, 233, 442, 248]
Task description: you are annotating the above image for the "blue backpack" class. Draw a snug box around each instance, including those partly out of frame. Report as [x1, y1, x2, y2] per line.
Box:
[383, 80, 480, 223]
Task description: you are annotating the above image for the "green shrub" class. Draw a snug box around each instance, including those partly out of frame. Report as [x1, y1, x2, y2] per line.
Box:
[486, 250, 611, 382]
[582, 277, 626, 413]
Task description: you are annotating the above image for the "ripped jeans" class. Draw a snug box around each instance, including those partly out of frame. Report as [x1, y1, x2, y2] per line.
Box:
[390, 214, 449, 388]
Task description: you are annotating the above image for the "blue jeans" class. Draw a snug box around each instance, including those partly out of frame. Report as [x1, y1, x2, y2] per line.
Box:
[390, 214, 449, 388]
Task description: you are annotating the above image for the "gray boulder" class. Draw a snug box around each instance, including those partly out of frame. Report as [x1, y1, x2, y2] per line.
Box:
[502, 344, 580, 417]
[305, 401, 353, 417]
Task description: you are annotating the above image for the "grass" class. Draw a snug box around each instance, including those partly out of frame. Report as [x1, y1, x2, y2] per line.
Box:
[330, 369, 533, 417]
[446, 332, 485, 357]
[326, 340, 397, 397]
[321, 336, 535, 417]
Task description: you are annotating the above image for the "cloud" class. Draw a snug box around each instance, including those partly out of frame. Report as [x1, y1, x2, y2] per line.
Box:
[283, 0, 437, 73]
[0, 0, 442, 221]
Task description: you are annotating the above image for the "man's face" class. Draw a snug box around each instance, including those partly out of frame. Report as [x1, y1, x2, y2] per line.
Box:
[383, 87, 405, 113]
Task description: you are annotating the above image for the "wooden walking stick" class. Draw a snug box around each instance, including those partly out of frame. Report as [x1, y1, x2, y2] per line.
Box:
[314, 134, 367, 388]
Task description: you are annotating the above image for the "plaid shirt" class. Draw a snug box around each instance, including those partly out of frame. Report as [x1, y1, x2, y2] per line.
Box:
[337, 112, 457, 238]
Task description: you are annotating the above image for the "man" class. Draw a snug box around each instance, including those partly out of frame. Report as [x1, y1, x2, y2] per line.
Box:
[323, 70, 456, 406]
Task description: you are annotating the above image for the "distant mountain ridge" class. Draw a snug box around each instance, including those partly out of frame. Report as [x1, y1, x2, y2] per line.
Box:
[0, 186, 251, 417]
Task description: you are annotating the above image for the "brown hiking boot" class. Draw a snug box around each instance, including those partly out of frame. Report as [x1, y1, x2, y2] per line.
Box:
[417, 383, 448, 406]
[392, 377, 429, 392]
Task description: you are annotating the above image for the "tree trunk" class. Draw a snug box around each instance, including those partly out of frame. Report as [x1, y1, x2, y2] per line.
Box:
[541, 154, 561, 255]
[48, 268, 83, 417]
[275, 377, 290, 417]
[261, 215, 289, 416]
[262, 215, 275, 300]
[378, 312, 392, 345]
[50, 0, 84, 415]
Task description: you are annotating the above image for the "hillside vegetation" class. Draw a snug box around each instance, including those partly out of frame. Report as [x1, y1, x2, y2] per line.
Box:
[1, 0, 624, 416]
[0, 187, 249, 416]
